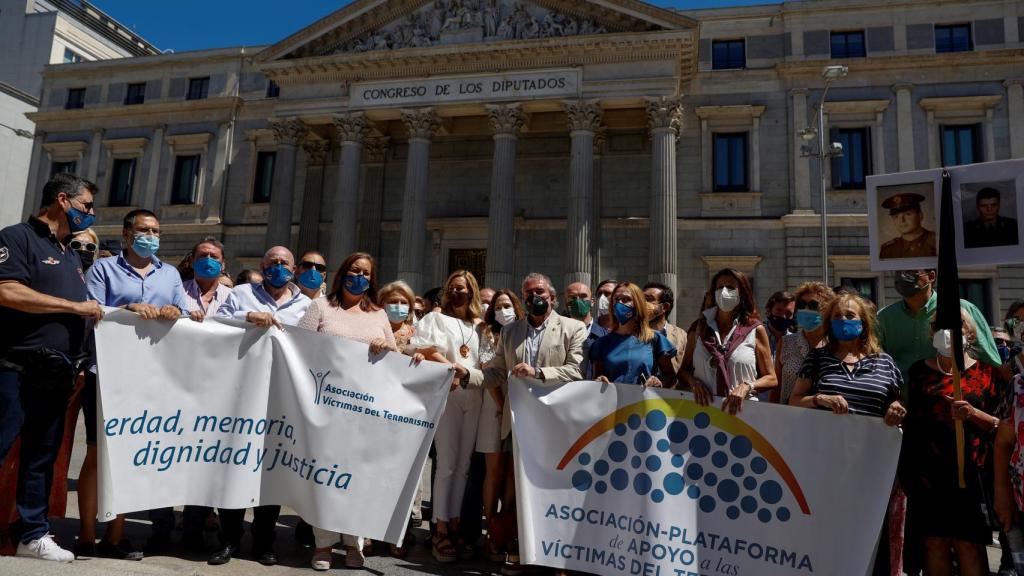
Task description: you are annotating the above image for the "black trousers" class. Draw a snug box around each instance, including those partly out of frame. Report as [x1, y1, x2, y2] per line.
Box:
[218, 505, 280, 551]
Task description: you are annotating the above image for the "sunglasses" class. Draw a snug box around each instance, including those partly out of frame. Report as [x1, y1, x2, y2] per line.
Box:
[995, 339, 1011, 347]
[71, 199, 95, 212]
[69, 240, 97, 252]
[300, 261, 327, 272]
[796, 300, 821, 311]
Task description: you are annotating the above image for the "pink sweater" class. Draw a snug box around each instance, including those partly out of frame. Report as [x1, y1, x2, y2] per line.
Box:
[297, 298, 397, 350]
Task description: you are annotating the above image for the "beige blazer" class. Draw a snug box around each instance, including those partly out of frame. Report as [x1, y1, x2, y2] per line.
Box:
[662, 322, 688, 376]
[466, 312, 587, 438]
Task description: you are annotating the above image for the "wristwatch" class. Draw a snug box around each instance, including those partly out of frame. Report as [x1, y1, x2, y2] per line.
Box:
[537, 368, 546, 382]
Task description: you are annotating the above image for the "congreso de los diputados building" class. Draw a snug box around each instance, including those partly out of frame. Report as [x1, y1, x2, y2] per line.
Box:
[20, 0, 1024, 321]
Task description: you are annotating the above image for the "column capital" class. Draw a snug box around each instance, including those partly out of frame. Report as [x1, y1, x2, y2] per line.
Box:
[1003, 79, 1024, 88]
[789, 88, 808, 97]
[892, 83, 914, 93]
[302, 139, 330, 165]
[364, 136, 389, 163]
[645, 96, 684, 138]
[563, 99, 603, 133]
[400, 108, 441, 141]
[333, 112, 372, 144]
[269, 118, 308, 146]
[486, 103, 526, 137]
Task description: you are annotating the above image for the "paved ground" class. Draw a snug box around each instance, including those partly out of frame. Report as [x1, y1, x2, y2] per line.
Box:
[0, 414, 1011, 575]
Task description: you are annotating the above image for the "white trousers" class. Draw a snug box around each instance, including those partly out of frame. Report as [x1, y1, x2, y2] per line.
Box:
[432, 387, 481, 522]
[312, 527, 364, 550]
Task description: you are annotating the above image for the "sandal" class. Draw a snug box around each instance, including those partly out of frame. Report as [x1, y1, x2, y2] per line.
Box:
[431, 533, 458, 563]
[389, 543, 409, 559]
[311, 547, 332, 571]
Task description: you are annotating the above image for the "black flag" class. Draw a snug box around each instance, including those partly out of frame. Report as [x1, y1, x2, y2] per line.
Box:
[934, 169, 964, 369]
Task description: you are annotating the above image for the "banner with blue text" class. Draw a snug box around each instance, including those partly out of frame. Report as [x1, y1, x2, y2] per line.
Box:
[95, 310, 452, 544]
[510, 378, 902, 576]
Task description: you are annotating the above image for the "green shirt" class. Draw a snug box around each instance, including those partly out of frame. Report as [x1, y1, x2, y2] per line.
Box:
[876, 290, 1001, 389]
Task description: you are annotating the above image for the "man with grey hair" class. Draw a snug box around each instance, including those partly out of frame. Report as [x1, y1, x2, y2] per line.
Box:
[461, 271, 586, 575]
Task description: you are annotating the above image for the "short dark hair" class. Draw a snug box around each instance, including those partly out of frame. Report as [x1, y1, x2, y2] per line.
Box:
[235, 269, 260, 285]
[766, 290, 795, 310]
[191, 236, 225, 258]
[423, 287, 443, 308]
[642, 282, 674, 317]
[597, 278, 618, 291]
[39, 173, 94, 208]
[123, 209, 158, 231]
[977, 187, 1001, 203]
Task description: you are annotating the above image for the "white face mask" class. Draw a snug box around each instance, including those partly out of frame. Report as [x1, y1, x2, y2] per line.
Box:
[597, 295, 610, 317]
[932, 329, 966, 358]
[715, 287, 741, 313]
[496, 308, 516, 326]
[482, 303, 489, 313]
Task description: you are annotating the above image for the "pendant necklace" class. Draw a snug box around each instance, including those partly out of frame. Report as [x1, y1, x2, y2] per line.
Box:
[458, 320, 470, 359]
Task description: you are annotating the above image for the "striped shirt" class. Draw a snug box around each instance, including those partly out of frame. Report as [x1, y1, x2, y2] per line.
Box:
[798, 348, 903, 417]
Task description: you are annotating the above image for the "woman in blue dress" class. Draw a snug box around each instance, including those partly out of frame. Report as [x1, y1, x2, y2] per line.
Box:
[589, 282, 677, 387]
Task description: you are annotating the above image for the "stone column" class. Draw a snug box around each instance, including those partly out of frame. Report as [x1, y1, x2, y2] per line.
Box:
[397, 108, 440, 293]
[86, 128, 103, 182]
[298, 140, 329, 255]
[894, 84, 915, 171]
[204, 121, 231, 223]
[1005, 80, 1024, 159]
[484, 103, 525, 290]
[646, 97, 683, 323]
[563, 99, 602, 290]
[265, 118, 307, 249]
[22, 132, 45, 220]
[330, 112, 372, 263]
[791, 90, 811, 211]
[142, 125, 164, 210]
[357, 137, 389, 257]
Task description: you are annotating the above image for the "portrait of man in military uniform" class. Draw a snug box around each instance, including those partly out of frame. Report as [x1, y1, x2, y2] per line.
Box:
[962, 183, 1020, 249]
[878, 187, 937, 260]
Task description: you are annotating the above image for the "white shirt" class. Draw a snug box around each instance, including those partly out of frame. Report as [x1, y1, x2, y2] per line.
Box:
[692, 307, 759, 395]
[410, 311, 481, 369]
[215, 282, 312, 327]
[182, 279, 233, 316]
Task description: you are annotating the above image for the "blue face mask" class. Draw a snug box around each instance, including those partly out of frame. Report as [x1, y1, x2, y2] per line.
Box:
[66, 206, 94, 233]
[831, 319, 864, 341]
[298, 269, 323, 291]
[613, 301, 635, 325]
[131, 234, 160, 259]
[795, 310, 823, 332]
[193, 256, 222, 280]
[386, 303, 410, 324]
[263, 264, 293, 288]
[344, 273, 370, 296]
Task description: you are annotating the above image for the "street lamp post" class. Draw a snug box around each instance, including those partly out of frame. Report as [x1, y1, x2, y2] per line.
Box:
[799, 65, 848, 284]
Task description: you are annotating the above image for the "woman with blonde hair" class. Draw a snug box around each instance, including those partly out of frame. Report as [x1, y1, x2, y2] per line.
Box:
[378, 280, 417, 351]
[772, 282, 835, 404]
[409, 270, 484, 563]
[589, 282, 676, 387]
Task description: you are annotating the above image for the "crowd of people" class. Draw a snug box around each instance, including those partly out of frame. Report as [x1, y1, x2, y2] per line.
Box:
[2, 173, 1024, 575]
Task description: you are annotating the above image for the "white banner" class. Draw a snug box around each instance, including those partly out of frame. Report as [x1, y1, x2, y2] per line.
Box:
[94, 309, 452, 544]
[510, 378, 902, 576]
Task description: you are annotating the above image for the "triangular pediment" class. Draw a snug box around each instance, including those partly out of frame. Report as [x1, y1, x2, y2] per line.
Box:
[257, 0, 695, 62]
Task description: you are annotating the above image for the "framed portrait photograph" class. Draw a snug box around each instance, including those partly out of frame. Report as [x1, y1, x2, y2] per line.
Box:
[867, 168, 942, 271]
[949, 158, 1024, 266]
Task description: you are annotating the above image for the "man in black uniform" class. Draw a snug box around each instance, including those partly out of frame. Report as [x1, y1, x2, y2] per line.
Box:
[0, 173, 102, 562]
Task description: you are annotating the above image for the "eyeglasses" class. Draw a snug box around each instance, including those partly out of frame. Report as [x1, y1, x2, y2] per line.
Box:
[69, 240, 97, 252]
[995, 338, 1010, 347]
[796, 300, 820, 311]
[71, 199, 95, 212]
[300, 261, 327, 272]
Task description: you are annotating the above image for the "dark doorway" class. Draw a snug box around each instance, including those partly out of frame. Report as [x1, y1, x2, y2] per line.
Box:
[449, 249, 486, 286]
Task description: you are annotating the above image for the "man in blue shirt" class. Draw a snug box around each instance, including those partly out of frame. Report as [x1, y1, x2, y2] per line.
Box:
[81, 209, 186, 559]
[0, 174, 102, 563]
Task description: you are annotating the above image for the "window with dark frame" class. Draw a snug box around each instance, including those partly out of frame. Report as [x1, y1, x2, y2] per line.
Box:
[266, 80, 280, 98]
[959, 279, 991, 323]
[50, 161, 76, 176]
[941, 124, 981, 166]
[833, 127, 871, 189]
[839, 277, 878, 305]
[65, 88, 86, 110]
[108, 158, 136, 207]
[711, 39, 745, 70]
[63, 48, 83, 64]
[124, 83, 146, 105]
[830, 31, 866, 58]
[186, 77, 209, 100]
[713, 132, 748, 192]
[252, 151, 276, 203]
[170, 155, 200, 205]
[935, 24, 972, 53]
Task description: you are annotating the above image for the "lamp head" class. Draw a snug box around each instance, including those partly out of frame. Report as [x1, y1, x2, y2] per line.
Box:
[822, 65, 849, 81]
[798, 128, 817, 141]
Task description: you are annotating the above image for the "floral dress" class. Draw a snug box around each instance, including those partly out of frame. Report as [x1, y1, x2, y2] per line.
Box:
[900, 360, 1001, 543]
[1010, 374, 1024, 513]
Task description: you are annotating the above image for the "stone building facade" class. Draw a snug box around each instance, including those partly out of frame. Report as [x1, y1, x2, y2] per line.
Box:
[22, 0, 1024, 323]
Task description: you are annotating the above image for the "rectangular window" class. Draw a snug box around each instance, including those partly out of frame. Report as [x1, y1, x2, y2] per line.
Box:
[834, 128, 871, 189]
[252, 151, 276, 203]
[108, 158, 136, 207]
[935, 24, 972, 53]
[124, 83, 146, 105]
[713, 133, 748, 192]
[959, 279, 991, 323]
[266, 80, 280, 98]
[830, 31, 866, 58]
[186, 77, 209, 100]
[839, 277, 878, 305]
[63, 48, 83, 64]
[941, 124, 981, 166]
[171, 155, 200, 205]
[50, 161, 76, 176]
[711, 39, 745, 70]
[65, 88, 86, 109]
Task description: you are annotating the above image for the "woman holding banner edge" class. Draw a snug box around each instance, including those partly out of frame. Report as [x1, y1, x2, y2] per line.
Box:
[589, 281, 676, 387]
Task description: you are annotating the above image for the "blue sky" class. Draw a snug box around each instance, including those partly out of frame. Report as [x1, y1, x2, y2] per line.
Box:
[90, 0, 775, 52]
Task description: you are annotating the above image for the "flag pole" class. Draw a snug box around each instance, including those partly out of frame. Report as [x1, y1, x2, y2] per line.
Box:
[952, 361, 966, 489]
